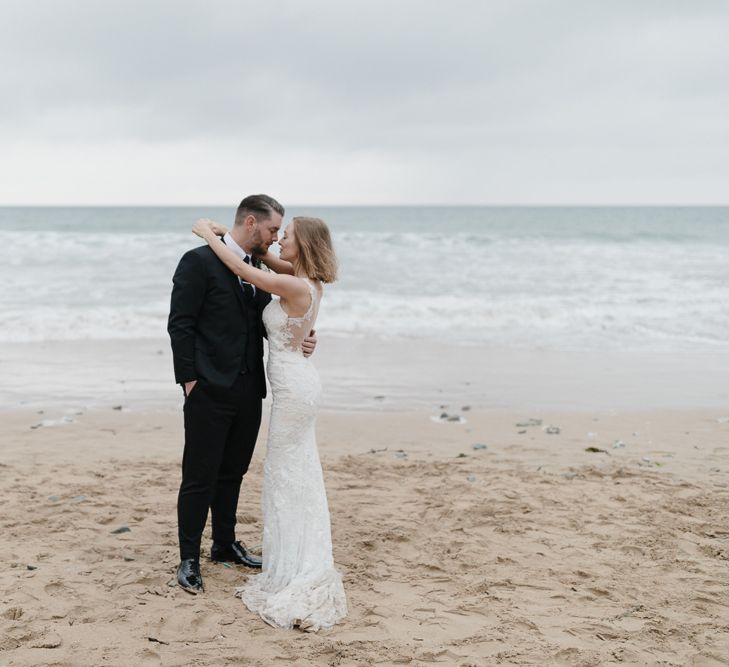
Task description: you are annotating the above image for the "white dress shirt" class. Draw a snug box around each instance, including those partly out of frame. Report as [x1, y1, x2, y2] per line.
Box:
[223, 232, 256, 295]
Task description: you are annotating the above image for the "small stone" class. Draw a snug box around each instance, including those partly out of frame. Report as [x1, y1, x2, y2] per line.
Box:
[70, 495, 86, 504]
[112, 405, 123, 411]
[27, 564, 38, 571]
[517, 429, 526, 434]
[431, 412, 464, 423]
[456, 453, 467, 458]
[31, 633, 62, 649]
[544, 426, 560, 435]
[562, 472, 577, 480]
[111, 526, 131, 534]
[123, 555, 136, 562]
[30, 423, 43, 429]
[47, 495, 61, 502]
[516, 418, 542, 427]
[472, 443, 487, 450]
[394, 451, 407, 459]
[612, 440, 626, 449]
[466, 475, 476, 482]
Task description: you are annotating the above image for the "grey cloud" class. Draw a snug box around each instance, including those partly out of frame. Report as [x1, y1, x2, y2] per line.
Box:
[1, 0, 728, 203]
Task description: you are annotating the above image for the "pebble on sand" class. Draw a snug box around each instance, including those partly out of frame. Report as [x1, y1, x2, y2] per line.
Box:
[111, 526, 131, 534]
[431, 412, 466, 424]
[30, 634, 62, 649]
[516, 418, 542, 427]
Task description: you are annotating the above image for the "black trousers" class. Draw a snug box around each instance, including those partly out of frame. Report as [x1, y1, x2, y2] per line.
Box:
[177, 373, 263, 560]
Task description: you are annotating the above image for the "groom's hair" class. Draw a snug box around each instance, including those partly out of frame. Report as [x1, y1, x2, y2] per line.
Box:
[234, 194, 285, 225]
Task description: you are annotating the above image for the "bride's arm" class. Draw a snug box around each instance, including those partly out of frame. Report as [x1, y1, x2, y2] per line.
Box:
[259, 250, 295, 275]
[192, 220, 307, 301]
[197, 218, 229, 237]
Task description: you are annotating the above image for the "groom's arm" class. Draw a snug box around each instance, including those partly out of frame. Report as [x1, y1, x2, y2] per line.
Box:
[168, 250, 206, 385]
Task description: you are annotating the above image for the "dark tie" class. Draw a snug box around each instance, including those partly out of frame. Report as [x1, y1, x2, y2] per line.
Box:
[241, 256, 254, 300]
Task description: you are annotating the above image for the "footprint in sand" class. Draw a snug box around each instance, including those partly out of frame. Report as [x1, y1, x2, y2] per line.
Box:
[1, 606, 24, 620]
[140, 648, 162, 667]
[44, 581, 76, 597]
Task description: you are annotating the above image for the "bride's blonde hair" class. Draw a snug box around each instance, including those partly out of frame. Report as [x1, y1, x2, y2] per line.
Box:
[292, 217, 338, 283]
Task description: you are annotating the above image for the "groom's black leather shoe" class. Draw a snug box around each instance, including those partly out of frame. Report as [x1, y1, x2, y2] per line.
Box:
[177, 558, 204, 594]
[211, 540, 262, 569]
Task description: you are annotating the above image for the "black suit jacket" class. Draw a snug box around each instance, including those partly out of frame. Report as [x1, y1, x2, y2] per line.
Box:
[167, 245, 271, 396]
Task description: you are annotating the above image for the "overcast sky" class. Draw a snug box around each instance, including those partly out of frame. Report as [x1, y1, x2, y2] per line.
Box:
[1, 0, 728, 205]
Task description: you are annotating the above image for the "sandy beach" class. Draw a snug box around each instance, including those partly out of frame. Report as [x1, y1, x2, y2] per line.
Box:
[3, 0, 729, 660]
[2, 335, 729, 667]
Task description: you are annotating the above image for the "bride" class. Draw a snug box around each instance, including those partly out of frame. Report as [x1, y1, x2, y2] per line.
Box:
[191, 216, 347, 631]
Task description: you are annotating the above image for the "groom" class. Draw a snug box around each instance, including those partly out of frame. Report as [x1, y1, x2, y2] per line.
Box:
[167, 194, 316, 593]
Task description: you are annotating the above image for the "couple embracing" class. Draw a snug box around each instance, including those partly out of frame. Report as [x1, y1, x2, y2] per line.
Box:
[167, 194, 347, 631]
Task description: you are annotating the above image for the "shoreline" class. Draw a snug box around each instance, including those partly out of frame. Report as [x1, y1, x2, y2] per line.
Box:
[2, 335, 728, 414]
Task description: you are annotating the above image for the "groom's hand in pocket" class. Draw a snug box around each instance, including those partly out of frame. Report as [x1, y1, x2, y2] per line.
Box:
[302, 329, 317, 357]
[184, 380, 197, 396]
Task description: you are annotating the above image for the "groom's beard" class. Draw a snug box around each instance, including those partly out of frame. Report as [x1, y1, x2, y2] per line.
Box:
[250, 244, 269, 258]
[249, 233, 270, 258]
[251, 243, 268, 257]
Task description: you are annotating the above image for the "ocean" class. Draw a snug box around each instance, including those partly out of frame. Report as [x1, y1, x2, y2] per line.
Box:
[2, 206, 728, 352]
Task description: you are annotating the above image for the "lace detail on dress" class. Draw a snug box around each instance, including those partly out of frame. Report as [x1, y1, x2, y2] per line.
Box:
[265, 278, 320, 355]
[236, 278, 347, 631]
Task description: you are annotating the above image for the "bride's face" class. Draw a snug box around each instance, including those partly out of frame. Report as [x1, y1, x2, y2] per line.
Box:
[278, 222, 298, 262]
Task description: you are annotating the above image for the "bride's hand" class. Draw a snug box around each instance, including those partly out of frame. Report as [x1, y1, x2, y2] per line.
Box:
[192, 218, 216, 240]
[210, 221, 228, 236]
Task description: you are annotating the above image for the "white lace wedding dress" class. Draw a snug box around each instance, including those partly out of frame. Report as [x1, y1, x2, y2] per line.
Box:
[236, 278, 347, 631]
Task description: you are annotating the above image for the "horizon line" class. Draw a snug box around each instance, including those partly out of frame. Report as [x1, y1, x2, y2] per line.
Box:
[1, 203, 729, 208]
